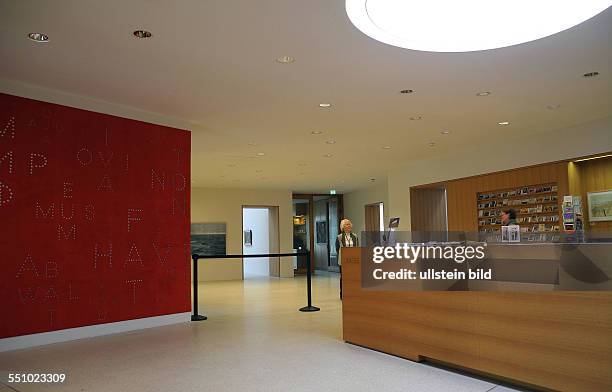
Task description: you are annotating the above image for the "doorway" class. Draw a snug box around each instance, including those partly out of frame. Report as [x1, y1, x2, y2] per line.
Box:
[242, 206, 280, 279]
[314, 195, 341, 272]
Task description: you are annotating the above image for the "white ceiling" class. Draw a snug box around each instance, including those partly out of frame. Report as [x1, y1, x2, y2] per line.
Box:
[1, 0, 611, 193]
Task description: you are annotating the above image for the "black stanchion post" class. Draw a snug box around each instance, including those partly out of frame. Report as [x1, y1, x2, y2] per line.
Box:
[191, 254, 207, 321]
[299, 250, 320, 312]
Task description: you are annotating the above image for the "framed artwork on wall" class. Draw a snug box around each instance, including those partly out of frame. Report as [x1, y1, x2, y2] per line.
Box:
[244, 230, 253, 246]
[316, 221, 327, 244]
[191, 223, 227, 256]
[587, 190, 612, 222]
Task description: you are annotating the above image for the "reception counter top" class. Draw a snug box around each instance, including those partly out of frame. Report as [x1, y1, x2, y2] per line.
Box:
[341, 247, 612, 391]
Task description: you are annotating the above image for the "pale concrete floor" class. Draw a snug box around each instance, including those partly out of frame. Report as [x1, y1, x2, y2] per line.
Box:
[0, 274, 526, 392]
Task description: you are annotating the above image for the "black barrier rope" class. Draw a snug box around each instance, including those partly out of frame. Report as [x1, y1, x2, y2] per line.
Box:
[190, 251, 319, 321]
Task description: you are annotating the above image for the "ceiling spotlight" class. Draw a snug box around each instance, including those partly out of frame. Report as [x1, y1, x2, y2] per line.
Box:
[476, 91, 491, 96]
[330, 189, 337, 195]
[27, 33, 49, 42]
[546, 104, 561, 110]
[382, 146, 392, 149]
[400, 89, 414, 94]
[326, 140, 337, 144]
[319, 103, 332, 108]
[276, 55, 295, 64]
[583, 71, 599, 78]
[428, 142, 436, 147]
[311, 130, 323, 135]
[255, 170, 263, 173]
[369, 178, 376, 182]
[345, 1, 610, 52]
[409, 116, 422, 121]
[440, 130, 450, 134]
[133, 30, 152, 39]
[498, 121, 510, 125]
[323, 153, 333, 158]
[256, 152, 266, 156]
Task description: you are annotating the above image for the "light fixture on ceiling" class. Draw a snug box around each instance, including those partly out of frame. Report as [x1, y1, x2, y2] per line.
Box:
[476, 91, 491, 96]
[133, 30, 152, 39]
[498, 121, 510, 125]
[247, 142, 259, 146]
[255, 170, 263, 173]
[256, 152, 265, 156]
[583, 71, 599, 78]
[546, 104, 561, 110]
[573, 153, 612, 162]
[276, 55, 295, 64]
[27, 33, 49, 42]
[382, 146, 392, 149]
[345, 1, 611, 52]
[323, 153, 333, 158]
[311, 130, 323, 135]
[428, 142, 436, 147]
[409, 116, 422, 121]
[369, 178, 376, 182]
[440, 130, 450, 134]
[297, 162, 307, 166]
[400, 89, 414, 94]
[326, 140, 337, 144]
[330, 189, 337, 195]
[319, 103, 332, 108]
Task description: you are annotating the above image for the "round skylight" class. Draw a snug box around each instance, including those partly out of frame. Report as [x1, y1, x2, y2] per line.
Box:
[345, 0, 611, 52]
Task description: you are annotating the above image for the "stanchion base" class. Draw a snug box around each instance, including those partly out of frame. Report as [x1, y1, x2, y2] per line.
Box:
[191, 314, 208, 321]
[299, 306, 320, 312]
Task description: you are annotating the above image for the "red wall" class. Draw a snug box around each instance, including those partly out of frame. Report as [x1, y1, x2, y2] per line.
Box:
[0, 93, 191, 338]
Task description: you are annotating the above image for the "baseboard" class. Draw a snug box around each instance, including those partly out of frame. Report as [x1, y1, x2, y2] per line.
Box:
[0, 312, 191, 353]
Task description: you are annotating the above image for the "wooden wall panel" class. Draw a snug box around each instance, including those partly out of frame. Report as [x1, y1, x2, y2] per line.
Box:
[409, 188, 447, 232]
[415, 162, 569, 232]
[572, 157, 612, 232]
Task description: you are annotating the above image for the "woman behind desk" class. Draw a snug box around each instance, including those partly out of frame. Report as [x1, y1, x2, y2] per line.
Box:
[336, 218, 359, 299]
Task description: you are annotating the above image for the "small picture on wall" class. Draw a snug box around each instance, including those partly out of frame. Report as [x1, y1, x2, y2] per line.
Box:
[244, 230, 253, 246]
[587, 190, 612, 222]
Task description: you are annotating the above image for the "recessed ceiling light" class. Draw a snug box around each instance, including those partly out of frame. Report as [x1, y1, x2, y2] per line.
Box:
[255, 170, 263, 173]
[546, 104, 561, 110]
[409, 116, 422, 121]
[345, 1, 610, 52]
[247, 142, 258, 146]
[476, 91, 491, 96]
[323, 154, 333, 158]
[382, 146, 392, 149]
[440, 130, 450, 134]
[428, 142, 436, 147]
[27, 33, 49, 42]
[400, 89, 414, 94]
[319, 103, 332, 108]
[276, 55, 295, 64]
[326, 140, 337, 144]
[330, 189, 337, 195]
[583, 71, 599, 78]
[133, 30, 152, 39]
[369, 178, 376, 182]
[256, 152, 265, 156]
[498, 121, 510, 125]
[311, 130, 323, 135]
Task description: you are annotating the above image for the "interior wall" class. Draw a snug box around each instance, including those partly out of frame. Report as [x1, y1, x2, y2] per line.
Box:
[388, 116, 612, 230]
[343, 178, 390, 236]
[0, 92, 191, 339]
[242, 208, 270, 278]
[568, 157, 612, 232]
[191, 187, 293, 281]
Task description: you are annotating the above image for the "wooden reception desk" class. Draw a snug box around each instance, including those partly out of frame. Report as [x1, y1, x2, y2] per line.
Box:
[341, 247, 612, 391]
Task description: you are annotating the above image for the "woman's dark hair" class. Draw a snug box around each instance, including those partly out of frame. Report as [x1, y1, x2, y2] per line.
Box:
[504, 209, 517, 220]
